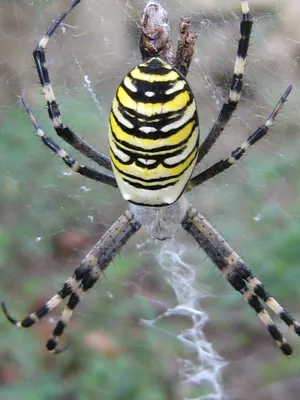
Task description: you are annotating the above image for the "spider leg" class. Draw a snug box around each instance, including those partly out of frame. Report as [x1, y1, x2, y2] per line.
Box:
[2, 211, 141, 354]
[187, 85, 292, 190]
[196, 0, 252, 164]
[182, 203, 298, 356]
[21, 96, 117, 187]
[2, 284, 75, 328]
[240, 273, 300, 337]
[34, 0, 112, 170]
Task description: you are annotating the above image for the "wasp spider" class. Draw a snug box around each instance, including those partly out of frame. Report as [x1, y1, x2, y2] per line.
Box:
[2, 0, 300, 356]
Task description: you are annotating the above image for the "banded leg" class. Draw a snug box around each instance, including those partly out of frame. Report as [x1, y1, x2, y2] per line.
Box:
[21, 97, 117, 187]
[186, 85, 292, 191]
[182, 203, 300, 356]
[2, 210, 141, 354]
[196, 0, 252, 164]
[34, 0, 112, 170]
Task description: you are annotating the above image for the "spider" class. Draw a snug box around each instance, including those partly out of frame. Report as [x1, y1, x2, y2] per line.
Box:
[2, 0, 300, 356]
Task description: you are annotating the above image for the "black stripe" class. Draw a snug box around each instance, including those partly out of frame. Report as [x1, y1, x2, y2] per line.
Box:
[110, 117, 198, 150]
[280, 343, 293, 356]
[123, 178, 178, 191]
[114, 164, 178, 183]
[47, 339, 57, 351]
[230, 20, 252, 95]
[36, 305, 50, 320]
[53, 320, 66, 337]
[74, 264, 90, 280]
[81, 272, 98, 290]
[68, 293, 80, 310]
[112, 140, 188, 161]
[34, 49, 50, 87]
[129, 74, 181, 88]
[162, 139, 198, 169]
[247, 295, 264, 314]
[111, 144, 194, 169]
[116, 92, 194, 124]
[238, 20, 252, 59]
[280, 311, 295, 327]
[120, 79, 187, 104]
[113, 150, 197, 184]
[58, 282, 75, 298]
[21, 316, 37, 328]
[137, 58, 174, 74]
[111, 105, 197, 140]
[118, 103, 182, 130]
[267, 324, 284, 342]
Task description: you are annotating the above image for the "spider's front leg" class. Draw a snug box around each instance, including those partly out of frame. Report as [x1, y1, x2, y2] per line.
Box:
[2, 211, 141, 353]
[182, 202, 300, 356]
[196, 0, 253, 163]
[21, 96, 117, 187]
[34, 0, 112, 170]
[187, 85, 292, 190]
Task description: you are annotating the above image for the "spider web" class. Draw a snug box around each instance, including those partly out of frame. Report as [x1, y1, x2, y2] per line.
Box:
[1, 1, 300, 399]
[139, 239, 226, 399]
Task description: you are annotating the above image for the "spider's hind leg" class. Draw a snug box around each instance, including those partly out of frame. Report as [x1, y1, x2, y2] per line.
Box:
[182, 203, 298, 356]
[2, 211, 141, 354]
[242, 274, 300, 337]
[1, 275, 78, 328]
[45, 211, 141, 354]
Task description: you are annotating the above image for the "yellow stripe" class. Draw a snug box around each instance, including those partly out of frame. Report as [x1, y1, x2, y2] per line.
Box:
[115, 169, 179, 187]
[110, 112, 196, 151]
[110, 146, 197, 181]
[111, 134, 187, 157]
[130, 67, 179, 83]
[117, 86, 190, 116]
[110, 126, 197, 159]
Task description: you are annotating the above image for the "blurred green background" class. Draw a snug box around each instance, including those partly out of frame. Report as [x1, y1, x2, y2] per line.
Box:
[1, 0, 300, 399]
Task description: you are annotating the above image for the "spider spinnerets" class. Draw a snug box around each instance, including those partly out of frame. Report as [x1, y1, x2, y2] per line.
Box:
[2, 0, 300, 356]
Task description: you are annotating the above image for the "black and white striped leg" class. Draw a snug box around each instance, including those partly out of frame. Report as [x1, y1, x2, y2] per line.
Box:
[2, 211, 141, 354]
[227, 260, 300, 338]
[186, 85, 292, 191]
[34, 0, 112, 170]
[21, 97, 117, 187]
[182, 203, 299, 356]
[196, 0, 252, 164]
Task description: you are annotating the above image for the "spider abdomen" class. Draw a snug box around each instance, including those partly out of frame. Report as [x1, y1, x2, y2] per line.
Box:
[109, 57, 199, 206]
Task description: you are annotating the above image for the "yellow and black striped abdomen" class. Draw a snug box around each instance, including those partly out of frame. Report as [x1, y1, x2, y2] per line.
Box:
[109, 57, 199, 206]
